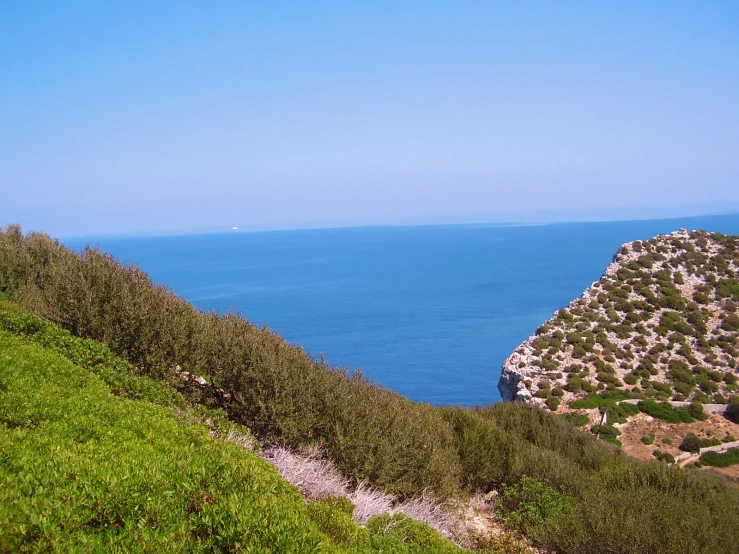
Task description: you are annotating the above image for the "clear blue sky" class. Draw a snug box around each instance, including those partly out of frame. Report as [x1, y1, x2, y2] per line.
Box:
[2, 1, 738, 237]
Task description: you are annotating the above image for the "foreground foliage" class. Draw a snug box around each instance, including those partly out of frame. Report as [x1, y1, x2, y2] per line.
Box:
[0, 311, 465, 552]
[2, 225, 739, 553]
[0, 332, 329, 551]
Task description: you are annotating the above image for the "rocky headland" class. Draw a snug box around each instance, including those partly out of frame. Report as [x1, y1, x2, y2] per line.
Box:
[499, 229, 739, 411]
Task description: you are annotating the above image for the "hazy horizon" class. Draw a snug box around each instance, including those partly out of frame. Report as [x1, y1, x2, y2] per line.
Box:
[51, 204, 739, 241]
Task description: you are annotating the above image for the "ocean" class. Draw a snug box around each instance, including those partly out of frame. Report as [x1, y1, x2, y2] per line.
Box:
[65, 213, 739, 407]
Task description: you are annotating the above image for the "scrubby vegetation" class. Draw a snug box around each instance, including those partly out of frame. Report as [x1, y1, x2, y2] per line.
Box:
[0, 301, 467, 552]
[637, 399, 695, 424]
[700, 448, 739, 468]
[2, 225, 739, 553]
[679, 432, 723, 453]
[502, 229, 739, 409]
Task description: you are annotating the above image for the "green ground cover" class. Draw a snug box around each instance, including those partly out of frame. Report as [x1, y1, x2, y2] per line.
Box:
[700, 448, 739, 468]
[0, 313, 465, 552]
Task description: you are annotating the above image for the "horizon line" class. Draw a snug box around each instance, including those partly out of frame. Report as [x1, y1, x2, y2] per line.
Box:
[54, 206, 739, 242]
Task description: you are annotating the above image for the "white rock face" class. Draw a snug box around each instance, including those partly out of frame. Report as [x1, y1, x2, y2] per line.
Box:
[498, 352, 537, 403]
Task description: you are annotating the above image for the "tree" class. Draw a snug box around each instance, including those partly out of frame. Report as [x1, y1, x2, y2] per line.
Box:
[726, 398, 739, 424]
[679, 433, 701, 454]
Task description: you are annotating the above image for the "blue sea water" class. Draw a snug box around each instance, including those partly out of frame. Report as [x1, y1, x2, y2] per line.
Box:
[65, 213, 739, 407]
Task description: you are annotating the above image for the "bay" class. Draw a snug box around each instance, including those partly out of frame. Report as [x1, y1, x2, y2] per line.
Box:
[65, 213, 739, 406]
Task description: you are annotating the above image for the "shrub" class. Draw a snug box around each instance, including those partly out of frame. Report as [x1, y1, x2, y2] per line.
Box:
[569, 397, 603, 409]
[566, 376, 583, 393]
[722, 314, 739, 332]
[366, 514, 464, 554]
[699, 448, 739, 468]
[688, 401, 709, 422]
[4, 227, 739, 554]
[498, 476, 573, 534]
[680, 433, 721, 453]
[546, 396, 561, 411]
[652, 451, 675, 463]
[726, 398, 739, 424]
[307, 497, 368, 547]
[641, 434, 655, 445]
[0, 330, 336, 552]
[638, 400, 694, 424]
[680, 433, 702, 453]
[561, 413, 589, 427]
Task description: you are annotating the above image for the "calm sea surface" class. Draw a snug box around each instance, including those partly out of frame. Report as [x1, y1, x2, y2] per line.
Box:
[65, 214, 739, 406]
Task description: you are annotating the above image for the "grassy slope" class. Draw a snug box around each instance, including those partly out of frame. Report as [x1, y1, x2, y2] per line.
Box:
[0, 301, 466, 553]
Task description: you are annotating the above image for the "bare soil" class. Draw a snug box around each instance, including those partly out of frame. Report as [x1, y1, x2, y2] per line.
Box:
[618, 412, 739, 483]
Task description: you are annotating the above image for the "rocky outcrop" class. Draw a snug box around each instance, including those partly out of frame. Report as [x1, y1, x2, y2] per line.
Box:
[498, 229, 739, 410]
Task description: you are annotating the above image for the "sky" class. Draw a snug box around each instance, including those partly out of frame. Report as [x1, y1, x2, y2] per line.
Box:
[2, 1, 738, 237]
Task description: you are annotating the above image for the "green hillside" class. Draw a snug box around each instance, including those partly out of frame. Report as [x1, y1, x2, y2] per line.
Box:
[2, 224, 739, 554]
[0, 299, 468, 552]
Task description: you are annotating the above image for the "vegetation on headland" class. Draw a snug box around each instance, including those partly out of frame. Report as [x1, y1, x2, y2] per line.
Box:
[502, 229, 739, 409]
[2, 224, 739, 553]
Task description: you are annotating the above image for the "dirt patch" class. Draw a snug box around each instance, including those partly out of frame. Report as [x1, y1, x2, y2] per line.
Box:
[619, 413, 739, 461]
[618, 413, 739, 481]
[454, 493, 543, 553]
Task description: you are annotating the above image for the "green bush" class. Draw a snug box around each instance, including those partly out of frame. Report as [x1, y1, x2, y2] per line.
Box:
[700, 448, 739, 468]
[726, 398, 739, 424]
[366, 514, 464, 554]
[569, 396, 606, 410]
[680, 433, 721, 453]
[688, 401, 709, 421]
[498, 476, 572, 534]
[641, 434, 655, 445]
[307, 497, 368, 547]
[546, 396, 561, 411]
[638, 400, 694, 424]
[597, 424, 621, 439]
[680, 433, 702, 453]
[440, 407, 508, 492]
[722, 314, 739, 332]
[561, 413, 589, 427]
[652, 450, 676, 463]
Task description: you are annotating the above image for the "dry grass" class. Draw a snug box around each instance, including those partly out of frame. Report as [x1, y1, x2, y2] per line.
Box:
[261, 444, 459, 539]
[347, 481, 394, 525]
[223, 426, 260, 453]
[261, 445, 350, 502]
[395, 491, 456, 538]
